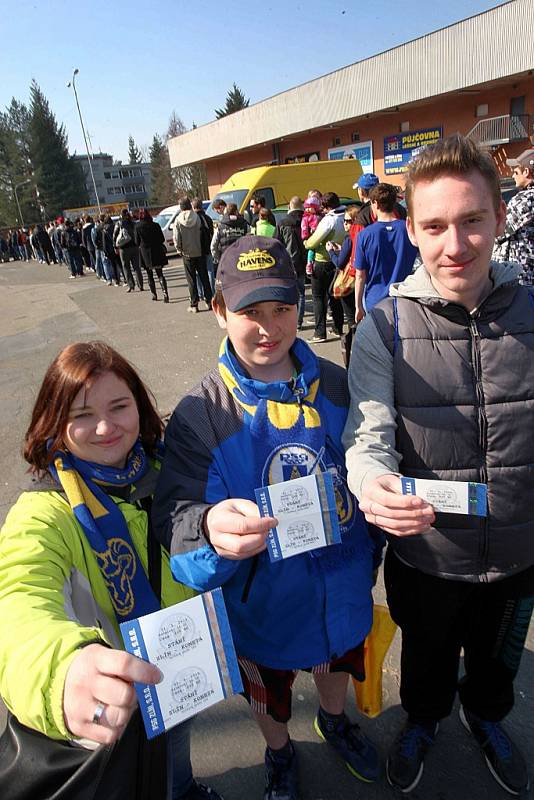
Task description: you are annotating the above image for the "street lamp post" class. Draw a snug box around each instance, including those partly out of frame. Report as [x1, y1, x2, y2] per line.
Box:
[67, 68, 101, 214]
[14, 178, 31, 227]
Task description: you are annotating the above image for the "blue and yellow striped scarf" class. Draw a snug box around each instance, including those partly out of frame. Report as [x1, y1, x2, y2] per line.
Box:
[48, 440, 160, 622]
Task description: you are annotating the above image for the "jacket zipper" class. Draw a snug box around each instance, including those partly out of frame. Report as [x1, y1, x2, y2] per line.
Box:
[469, 316, 489, 579]
[289, 378, 305, 411]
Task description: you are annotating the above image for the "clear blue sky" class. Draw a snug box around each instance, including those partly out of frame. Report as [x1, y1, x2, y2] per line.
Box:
[0, 0, 508, 164]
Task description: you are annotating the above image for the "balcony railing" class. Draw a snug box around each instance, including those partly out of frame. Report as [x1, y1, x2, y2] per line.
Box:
[467, 114, 530, 147]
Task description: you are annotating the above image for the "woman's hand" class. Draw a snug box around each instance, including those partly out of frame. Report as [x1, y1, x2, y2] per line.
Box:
[359, 474, 435, 536]
[63, 643, 162, 744]
[204, 498, 276, 560]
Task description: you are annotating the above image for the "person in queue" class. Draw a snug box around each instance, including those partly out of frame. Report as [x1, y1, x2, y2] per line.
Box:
[343, 134, 534, 796]
[303, 191, 346, 343]
[0, 341, 221, 800]
[153, 235, 381, 800]
[325, 204, 361, 330]
[135, 209, 170, 303]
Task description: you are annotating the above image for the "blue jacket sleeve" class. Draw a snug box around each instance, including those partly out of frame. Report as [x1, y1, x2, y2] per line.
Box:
[329, 236, 352, 270]
[152, 402, 241, 591]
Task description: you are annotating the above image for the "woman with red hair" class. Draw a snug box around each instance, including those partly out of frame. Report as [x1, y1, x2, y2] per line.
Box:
[0, 341, 221, 800]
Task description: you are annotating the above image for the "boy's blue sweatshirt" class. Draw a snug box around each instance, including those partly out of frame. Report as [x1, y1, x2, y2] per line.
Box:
[153, 337, 375, 669]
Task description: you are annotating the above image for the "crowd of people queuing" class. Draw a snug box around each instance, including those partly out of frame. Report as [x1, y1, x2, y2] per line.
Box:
[1, 136, 534, 800]
[0, 207, 171, 302]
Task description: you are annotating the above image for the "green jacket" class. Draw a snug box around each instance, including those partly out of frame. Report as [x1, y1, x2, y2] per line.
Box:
[0, 488, 195, 741]
[254, 220, 276, 238]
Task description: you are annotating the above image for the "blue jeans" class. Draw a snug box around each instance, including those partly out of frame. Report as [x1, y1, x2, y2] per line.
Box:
[167, 716, 194, 799]
[195, 254, 215, 299]
[67, 248, 84, 276]
[94, 249, 105, 279]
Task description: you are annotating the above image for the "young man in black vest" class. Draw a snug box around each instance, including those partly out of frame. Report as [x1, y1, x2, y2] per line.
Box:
[343, 134, 533, 797]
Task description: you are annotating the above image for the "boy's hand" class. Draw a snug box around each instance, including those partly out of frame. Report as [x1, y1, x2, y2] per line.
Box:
[204, 499, 276, 560]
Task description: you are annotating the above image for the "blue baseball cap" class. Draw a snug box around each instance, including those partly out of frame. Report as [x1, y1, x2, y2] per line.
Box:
[216, 235, 298, 312]
[354, 173, 379, 190]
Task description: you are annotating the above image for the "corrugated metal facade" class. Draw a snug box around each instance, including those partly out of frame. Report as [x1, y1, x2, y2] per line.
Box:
[169, 0, 533, 167]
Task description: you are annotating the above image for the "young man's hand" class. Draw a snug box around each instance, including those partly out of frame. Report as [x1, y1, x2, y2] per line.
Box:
[204, 499, 276, 560]
[359, 474, 435, 536]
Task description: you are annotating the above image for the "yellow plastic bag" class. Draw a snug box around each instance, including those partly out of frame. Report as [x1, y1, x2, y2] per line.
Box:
[352, 604, 397, 718]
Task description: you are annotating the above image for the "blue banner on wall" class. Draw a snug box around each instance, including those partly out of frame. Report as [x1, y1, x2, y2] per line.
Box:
[328, 141, 373, 173]
[384, 127, 442, 175]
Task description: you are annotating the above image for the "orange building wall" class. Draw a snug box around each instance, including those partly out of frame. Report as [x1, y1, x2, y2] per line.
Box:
[206, 77, 534, 197]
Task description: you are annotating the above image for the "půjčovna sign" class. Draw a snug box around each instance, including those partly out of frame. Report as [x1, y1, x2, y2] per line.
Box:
[384, 127, 443, 175]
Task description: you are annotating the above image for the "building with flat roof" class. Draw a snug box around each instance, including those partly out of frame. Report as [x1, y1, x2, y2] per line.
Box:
[168, 0, 534, 197]
[74, 154, 152, 209]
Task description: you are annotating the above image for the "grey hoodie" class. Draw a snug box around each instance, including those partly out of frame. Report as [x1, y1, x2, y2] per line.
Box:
[342, 260, 521, 499]
[174, 210, 202, 257]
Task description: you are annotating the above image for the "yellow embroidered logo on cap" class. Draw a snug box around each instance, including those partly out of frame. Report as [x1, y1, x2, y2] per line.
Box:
[236, 249, 276, 271]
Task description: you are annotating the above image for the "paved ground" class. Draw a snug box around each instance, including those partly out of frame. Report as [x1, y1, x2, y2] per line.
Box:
[0, 257, 533, 799]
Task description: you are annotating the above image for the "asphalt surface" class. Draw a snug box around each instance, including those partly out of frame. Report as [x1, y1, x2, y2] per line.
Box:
[0, 257, 533, 799]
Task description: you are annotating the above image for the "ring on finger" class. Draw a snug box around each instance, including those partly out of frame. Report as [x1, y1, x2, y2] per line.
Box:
[92, 702, 107, 726]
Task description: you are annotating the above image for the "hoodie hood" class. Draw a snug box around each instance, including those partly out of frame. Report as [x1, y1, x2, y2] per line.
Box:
[389, 260, 520, 302]
[177, 210, 199, 228]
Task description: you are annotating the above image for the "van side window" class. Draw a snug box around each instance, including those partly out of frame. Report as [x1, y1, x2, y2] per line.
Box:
[257, 188, 275, 209]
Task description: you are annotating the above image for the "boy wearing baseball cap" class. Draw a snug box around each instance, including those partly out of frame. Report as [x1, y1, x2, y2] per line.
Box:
[154, 235, 380, 799]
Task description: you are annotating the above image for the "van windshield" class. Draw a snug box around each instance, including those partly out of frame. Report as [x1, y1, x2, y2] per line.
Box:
[205, 190, 248, 220]
[153, 213, 172, 229]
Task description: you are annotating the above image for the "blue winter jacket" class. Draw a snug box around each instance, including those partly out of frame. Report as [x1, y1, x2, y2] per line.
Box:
[153, 337, 375, 669]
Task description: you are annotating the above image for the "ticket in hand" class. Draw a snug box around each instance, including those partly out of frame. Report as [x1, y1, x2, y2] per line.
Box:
[120, 589, 243, 739]
[401, 477, 487, 516]
[255, 471, 342, 562]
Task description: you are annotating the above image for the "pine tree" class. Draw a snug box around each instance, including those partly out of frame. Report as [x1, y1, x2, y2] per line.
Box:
[214, 83, 249, 119]
[0, 99, 39, 225]
[128, 135, 142, 164]
[28, 80, 88, 218]
[148, 134, 174, 206]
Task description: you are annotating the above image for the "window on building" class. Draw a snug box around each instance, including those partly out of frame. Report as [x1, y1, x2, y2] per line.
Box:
[132, 168, 142, 177]
[332, 136, 341, 147]
[351, 131, 360, 143]
[104, 172, 111, 179]
[111, 171, 120, 179]
[475, 104, 489, 118]
[400, 121, 410, 132]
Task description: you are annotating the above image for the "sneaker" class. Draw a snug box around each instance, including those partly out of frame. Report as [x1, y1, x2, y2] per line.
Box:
[386, 719, 439, 793]
[460, 707, 529, 796]
[264, 742, 299, 800]
[188, 305, 199, 313]
[204, 299, 212, 310]
[68, 275, 76, 279]
[314, 713, 378, 783]
[308, 336, 327, 344]
[179, 780, 224, 799]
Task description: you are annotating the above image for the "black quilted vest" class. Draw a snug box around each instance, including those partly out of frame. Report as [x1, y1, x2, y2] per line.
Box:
[371, 281, 534, 582]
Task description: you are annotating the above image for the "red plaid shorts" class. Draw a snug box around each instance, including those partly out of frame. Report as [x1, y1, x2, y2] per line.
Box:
[237, 644, 365, 723]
